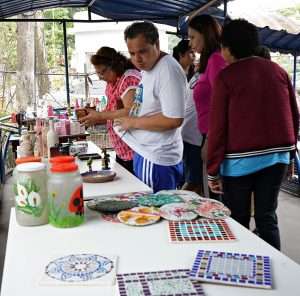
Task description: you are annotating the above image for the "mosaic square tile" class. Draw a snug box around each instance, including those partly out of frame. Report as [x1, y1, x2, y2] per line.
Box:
[117, 269, 205, 296]
[168, 219, 236, 242]
[189, 250, 272, 289]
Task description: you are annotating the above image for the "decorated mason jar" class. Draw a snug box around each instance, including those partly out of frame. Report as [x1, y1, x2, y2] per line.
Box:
[48, 162, 84, 228]
[13, 162, 48, 226]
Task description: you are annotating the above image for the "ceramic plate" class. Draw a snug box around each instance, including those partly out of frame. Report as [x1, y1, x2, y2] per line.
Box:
[137, 193, 183, 207]
[81, 170, 116, 183]
[117, 206, 160, 226]
[101, 213, 120, 223]
[86, 200, 137, 213]
[192, 198, 231, 219]
[45, 254, 113, 282]
[156, 190, 203, 203]
[100, 192, 148, 202]
[159, 203, 198, 221]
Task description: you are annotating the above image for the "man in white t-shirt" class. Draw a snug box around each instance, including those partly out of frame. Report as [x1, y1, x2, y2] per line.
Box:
[114, 22, 187, 192]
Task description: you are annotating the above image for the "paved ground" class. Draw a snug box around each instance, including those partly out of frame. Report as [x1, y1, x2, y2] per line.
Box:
[0, 177, 299, 290]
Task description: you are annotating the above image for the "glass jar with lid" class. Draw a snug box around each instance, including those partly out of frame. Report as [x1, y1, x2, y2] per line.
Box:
[49, 156, 75, 165]
[14, 162, 48, 226]
[48, 162, 84, 228]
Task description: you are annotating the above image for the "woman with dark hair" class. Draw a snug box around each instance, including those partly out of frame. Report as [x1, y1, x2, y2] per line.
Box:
[188, 14, 226, 198]
[173, 40, 195, 81]
[173, 40, 203, 194]
[80, 46, 141, 173]
[207, 19, 299, 250]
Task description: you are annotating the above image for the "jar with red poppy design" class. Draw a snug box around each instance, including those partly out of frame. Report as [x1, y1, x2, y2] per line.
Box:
[48, 162, 84, 228]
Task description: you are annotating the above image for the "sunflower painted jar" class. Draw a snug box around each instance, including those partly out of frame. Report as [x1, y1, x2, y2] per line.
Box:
[48, 162, 84, 228]
[14, 162, 48, 226]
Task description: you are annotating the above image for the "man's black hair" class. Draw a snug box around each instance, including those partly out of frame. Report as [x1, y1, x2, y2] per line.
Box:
[221, 19, 259, 59]
[124, 21, 159, 44]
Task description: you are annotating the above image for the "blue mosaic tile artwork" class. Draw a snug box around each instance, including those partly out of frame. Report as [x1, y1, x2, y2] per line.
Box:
[189, 250, 272, 289]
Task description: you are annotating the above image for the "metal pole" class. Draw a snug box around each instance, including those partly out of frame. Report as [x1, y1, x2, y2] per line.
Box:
[88, 7, 92, 20]
[293, 54, 297, 90]
[224, 0, 228, 19]
[62, 21, 71, 108]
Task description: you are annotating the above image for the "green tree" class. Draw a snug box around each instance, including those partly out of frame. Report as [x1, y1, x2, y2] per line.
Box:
[0, 22, 17, 113]
[43, 8, 84, 70]
[279, 4, 300, 20]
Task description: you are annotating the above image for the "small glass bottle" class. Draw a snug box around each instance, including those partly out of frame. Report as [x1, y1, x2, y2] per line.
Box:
[48, 162, 84, 228]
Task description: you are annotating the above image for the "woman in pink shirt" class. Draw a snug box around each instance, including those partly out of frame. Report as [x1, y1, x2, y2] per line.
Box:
[80, 47, 141, 173]
[188, 15, 226, 198]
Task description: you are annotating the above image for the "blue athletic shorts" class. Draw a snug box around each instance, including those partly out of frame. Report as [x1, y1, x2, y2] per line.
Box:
[133, 152, 183, 193]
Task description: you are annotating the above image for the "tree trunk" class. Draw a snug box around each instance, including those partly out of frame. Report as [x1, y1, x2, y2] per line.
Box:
[16, 13, 35, 112]
[16, 12, 50, 112]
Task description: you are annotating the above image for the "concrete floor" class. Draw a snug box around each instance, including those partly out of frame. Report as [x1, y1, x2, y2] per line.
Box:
[0, 177, 300, 290]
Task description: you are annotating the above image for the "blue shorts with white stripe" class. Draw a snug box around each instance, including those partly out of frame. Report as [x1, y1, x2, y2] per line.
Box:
[133, 152, 183, 193]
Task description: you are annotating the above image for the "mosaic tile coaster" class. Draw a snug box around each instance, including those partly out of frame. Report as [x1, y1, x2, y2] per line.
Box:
[117, 269, 205, 296]
[40, 254, 118, 286]
[168, 219, 236, 242]
[189, 250, 272, 289]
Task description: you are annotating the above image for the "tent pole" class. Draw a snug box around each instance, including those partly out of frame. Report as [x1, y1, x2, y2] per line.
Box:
[224, 0, 228, 18]
[62, 21, 71, 109]
[293, 54, 297, 90]
[88, 7, 92, 20]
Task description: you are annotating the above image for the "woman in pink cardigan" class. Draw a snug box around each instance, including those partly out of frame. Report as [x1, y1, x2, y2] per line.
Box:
[188, 15, 226, 198]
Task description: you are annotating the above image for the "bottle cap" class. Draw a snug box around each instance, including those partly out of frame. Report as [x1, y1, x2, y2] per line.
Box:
[51, 162, 78, 173]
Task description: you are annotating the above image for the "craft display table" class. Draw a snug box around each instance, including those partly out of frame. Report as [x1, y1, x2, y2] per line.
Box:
[1, 141, 300, 296]
[79, 141, 152, 199]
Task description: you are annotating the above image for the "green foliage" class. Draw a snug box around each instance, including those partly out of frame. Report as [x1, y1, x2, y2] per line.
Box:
[43, 7, 84, 69]
[0, 22, 17, 71]
[278, 4, 300, 20]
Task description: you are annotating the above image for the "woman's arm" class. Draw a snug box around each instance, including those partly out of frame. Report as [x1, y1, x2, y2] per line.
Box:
[79, 89, 136, 126]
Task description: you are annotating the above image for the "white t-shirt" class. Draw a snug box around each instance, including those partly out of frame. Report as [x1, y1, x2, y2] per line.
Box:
[181, 73, 203, 146]
[115, 54, 187, 166]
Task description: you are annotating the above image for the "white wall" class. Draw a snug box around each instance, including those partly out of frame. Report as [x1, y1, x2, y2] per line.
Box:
[69, 11, 173, 73]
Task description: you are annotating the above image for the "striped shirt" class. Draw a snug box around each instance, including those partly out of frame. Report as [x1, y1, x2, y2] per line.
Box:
[105, 69, 141, 161]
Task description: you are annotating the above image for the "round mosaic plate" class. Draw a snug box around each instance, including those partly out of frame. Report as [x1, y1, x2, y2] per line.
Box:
[86, 200, 137, 213]
[117, 206, 160, 226]
[156, 190, 203, 203]
[137, 193, 183, 207]
[159, 202, 198, 221]
[45, 254, 113, 282]
[101, 213, 120, 223]
[100, 192, 148, 202]
[192, 198, 231, 219]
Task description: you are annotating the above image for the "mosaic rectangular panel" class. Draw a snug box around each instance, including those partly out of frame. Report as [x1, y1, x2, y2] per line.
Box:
[189, 250, 272, 289]
[117, 269, 205, 296]
[168, 219, 236, 242]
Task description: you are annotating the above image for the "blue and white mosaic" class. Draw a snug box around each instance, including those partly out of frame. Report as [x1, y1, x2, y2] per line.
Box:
[189, 250, 272, 289]
[45, 254, 114, 282]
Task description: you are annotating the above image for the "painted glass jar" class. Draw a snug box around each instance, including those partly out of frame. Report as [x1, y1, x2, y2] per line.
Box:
[48, 162, 84, 228]
[14, 162, 48, 226]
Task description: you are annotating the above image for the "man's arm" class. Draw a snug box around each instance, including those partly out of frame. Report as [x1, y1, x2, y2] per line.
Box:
[115, 113, 183, 132]
[79, 89, 136, 126]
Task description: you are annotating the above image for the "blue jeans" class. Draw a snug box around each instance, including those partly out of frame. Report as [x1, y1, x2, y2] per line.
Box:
[222, 163, 288, 250]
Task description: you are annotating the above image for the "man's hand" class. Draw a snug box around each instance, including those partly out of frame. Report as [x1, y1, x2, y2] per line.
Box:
[114, 117, 136, 131]
[208, 179, 223, 194]
[79, 109, 105, 126]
